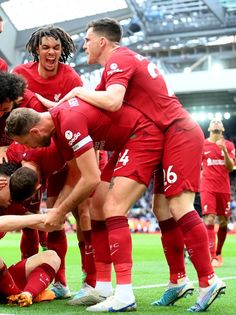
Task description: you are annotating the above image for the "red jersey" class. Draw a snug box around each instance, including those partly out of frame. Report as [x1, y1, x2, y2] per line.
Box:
[0, 58, 8, 71]
[13, 62, 83, 101]
[200, 138, 235, 193]
[20, 89, 47, 112]
[7, 140, 66, 181]
[96, 46, 194, 131]
[50, 97, 156, 161]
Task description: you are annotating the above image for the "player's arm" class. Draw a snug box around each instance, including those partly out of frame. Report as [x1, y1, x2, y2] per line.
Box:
[45, 148, 101, 226]
[216, 139, 234, 172]
[0, 214, 48, 232]
[58, 84, 126, 111]
[53, 159, 80, 207]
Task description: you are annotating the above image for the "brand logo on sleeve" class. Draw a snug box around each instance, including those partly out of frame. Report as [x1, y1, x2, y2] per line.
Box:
[107, 62, 123, 75]
[65, 131, 81, 146]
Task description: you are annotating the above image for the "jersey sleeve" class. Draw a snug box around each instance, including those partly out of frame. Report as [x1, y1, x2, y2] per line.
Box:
[58, 107, 93, 158]
[20, 89, 48, 112]
[98, 53, 137, 90]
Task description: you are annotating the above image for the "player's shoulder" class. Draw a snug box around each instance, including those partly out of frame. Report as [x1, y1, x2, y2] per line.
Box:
[13, 61, 36, 73]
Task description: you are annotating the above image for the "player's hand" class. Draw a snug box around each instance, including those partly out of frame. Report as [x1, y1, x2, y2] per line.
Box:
[44, 208, 66, 228]
[216, 138, 227, 152]
[35, 93, 59, 109]
[57, 86, 82, 104]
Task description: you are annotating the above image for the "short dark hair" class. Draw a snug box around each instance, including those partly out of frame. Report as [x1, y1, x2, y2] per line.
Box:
[5, 108, 40, 138]
[87, 18, 122, 43]
[26, 25, 76, 62]
[9, 166, 38, 203]
[0, 72, 26, 105]
[0, 162, 20, 177]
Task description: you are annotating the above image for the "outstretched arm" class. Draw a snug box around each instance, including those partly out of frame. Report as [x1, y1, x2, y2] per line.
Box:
[0, 213, 62, 232]
[57, 84, 126, 112]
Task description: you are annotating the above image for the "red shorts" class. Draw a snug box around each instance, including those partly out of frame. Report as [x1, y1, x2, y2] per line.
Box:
[101, 124, 163, 186]
[201, 191, 231, 217]
[47, 166, 68, 197]
[154, 119, 204, 197]
[8, 259, 27, 291]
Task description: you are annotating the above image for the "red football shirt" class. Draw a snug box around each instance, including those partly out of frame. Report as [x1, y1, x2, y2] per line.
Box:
[13, 61, 83, 101]
[200, 138, 235, 193]
[96, 46, 192, 131]
[50, 97, 154, 161]
[0, 58, 8, 72]
[7, 140, 66, 180]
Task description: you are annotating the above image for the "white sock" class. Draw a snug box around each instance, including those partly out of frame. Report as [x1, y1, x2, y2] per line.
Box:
[115, 284, 135, 303]
[95, 281, 113, 297]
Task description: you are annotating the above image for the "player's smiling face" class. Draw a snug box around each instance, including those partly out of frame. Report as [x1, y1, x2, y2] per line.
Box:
[37, 36, 62, 75]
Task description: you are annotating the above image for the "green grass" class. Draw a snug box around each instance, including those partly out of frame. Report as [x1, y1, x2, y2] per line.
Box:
[1, 232, 236, 314]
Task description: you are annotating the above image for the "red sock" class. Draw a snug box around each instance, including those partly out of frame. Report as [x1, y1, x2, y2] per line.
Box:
[38, 230, 48, 248]
[78, 241, 86, 274]
[106, 216, 132, 285]
[23, 263, 55, 297]
[216, 226, 227, 256]
[178, 211, 214, 287]
[205, 224, 216, 259]
[20, 228, 39, 259]
[91, 220, 112, 282]
[47, 229, 67, 286]
[159, 218, 185, 283]
[83, 230, 96, 287]
[0, 264, 21, 296]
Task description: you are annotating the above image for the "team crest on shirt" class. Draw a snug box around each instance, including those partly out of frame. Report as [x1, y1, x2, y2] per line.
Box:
[54, 93, 61, 102]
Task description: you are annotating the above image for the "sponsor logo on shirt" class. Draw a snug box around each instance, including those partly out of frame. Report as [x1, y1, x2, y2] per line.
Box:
[204, 151, 211, 155]
[107, 63, 123, 76]
[206, 158, 225, 166]
[67, 132, 81, 146]
[54, 93, 61, 102]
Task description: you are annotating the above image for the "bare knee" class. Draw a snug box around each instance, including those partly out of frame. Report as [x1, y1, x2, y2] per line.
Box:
[203, 214, 216, 225]
[42, 250, 61, 272]
[218, 215, 228, 228]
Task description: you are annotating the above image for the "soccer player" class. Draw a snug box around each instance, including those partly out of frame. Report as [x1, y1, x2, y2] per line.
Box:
[201, 118, 235, 267]
[12, 25, 84, 298]
[0, 215, 61, 307]
[50, 18, 225, 312]
[5, 93, 164, 312]
[0, 162, 61, 307]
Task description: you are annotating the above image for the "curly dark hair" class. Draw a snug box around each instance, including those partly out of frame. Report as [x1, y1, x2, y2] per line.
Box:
[26, 25, 76, 63]
[9, 166, 38, 203]
[0, 72, 26, 105]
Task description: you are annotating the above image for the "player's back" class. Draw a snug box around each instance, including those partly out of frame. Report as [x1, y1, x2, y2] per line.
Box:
[98, 46, 194, 131]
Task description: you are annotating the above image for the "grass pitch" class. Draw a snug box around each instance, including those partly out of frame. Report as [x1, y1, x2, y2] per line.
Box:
[0, 232, 236, 314]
